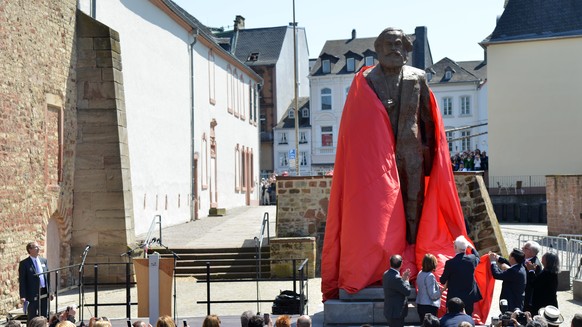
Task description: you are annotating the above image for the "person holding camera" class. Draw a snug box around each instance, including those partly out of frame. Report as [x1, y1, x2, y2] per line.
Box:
[439, 297, 474, 327]
[489, 249, 527, 311]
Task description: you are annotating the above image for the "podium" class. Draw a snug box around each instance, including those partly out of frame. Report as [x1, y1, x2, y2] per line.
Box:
[134, 254, 174, 323]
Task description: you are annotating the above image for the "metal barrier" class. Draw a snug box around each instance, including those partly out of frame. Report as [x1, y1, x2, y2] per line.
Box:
[197, 258, 309, 316]
[568, 240, 582, 280]
[518, 235, 570, 272]
[558, 234, 582, 242]
[83, 262, 136, 320]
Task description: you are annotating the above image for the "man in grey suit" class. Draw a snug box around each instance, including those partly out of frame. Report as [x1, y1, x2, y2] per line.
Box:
[383, 254, 411, 327]
[19, 241, 52, 324]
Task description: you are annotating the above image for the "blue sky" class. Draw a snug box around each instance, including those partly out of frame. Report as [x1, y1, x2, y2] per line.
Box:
[173, 0, 506, 63]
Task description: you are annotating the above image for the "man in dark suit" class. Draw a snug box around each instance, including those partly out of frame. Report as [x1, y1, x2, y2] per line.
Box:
[440, 236, 481, 315]
[383, 254, 411, 327]
[439, 297, 475, 327]
[489, 248, 527, 311]
[514, 241, 542, 312]
[19, 241, 51, 323]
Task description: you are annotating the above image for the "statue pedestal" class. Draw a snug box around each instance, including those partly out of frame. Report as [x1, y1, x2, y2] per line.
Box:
[323, 287, 419, 326]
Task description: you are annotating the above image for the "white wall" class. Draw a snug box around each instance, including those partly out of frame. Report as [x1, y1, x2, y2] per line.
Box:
[275, 27, 310, 123]
[80, 0, 260, 235]
[488, 37, 582, 176]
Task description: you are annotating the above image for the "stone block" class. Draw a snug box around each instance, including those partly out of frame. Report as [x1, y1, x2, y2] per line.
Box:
[324, 300, 373, 324]
[573, 279, 582, 301]
[557, 270, 571, 291]
[209, 208, 226, 216]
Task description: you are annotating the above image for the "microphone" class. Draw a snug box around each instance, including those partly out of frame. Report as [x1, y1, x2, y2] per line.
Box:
[84, 245, 91, 252]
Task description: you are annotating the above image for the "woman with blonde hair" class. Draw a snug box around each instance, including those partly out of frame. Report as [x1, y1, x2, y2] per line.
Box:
[416, 253, 443, 318]
[202, 315, 221, 327]
[156, 316, 176, 327]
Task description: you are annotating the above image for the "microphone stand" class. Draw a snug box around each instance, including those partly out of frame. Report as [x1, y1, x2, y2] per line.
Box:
[79, 246, 91, 324]
[156, 240, 180, 323]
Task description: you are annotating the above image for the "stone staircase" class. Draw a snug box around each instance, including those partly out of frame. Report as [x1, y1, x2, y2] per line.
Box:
[148, 246, 270, 280]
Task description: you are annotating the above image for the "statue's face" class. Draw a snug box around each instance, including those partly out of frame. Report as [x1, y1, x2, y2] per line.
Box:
[377, 31, 406, 70]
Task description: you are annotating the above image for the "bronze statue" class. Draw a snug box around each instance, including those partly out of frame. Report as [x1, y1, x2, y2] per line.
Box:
[363, 27, 435, 244]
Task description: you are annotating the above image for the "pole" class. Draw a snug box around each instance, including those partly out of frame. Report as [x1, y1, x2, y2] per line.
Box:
[292, 0, 300, 176]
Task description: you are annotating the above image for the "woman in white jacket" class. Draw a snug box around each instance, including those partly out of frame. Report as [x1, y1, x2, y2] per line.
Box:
[416, 253, 443, 319]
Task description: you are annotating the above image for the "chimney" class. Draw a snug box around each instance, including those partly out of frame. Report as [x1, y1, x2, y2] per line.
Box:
[351, 29, 356, 40]
[412, 26, 429, 70]
[234, 15, 245, 31]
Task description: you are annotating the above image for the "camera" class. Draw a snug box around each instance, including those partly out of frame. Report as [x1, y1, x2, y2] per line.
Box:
[515, 309, 528, 326]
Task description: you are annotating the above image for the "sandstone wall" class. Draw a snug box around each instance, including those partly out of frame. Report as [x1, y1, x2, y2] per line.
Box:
[546, 175, 582, 236]
[276, 173, 506, 276]
[0, 0, 78, 314]
[270, 237, 316, 279]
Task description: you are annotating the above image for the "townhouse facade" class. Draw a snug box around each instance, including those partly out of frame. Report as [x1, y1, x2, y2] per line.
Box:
[272, 97, 311, 175]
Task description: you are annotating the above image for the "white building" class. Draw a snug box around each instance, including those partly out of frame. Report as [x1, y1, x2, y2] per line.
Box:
[272, 97, 311, 175]
[308, 27, 433, 173]
[78, 0, 262, 234]
[427, 58, 488, 155]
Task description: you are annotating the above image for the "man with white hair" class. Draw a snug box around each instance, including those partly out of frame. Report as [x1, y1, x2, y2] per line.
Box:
[440, 236, 481, 315]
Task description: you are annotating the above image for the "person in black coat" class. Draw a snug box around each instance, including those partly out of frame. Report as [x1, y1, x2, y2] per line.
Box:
[440, 236, 481, 315]
[489, 248, 527, 312]
[19, 241, 52, 323]
[383, 254, 411, 327]
[498, 241, 542, 312]
[528, 251, 560, 314]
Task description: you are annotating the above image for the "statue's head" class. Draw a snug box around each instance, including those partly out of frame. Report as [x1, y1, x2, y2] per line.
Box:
[374, 28, 413, 70]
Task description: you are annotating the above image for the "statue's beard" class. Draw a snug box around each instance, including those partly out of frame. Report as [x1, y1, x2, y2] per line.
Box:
[380, 52, 406, 71]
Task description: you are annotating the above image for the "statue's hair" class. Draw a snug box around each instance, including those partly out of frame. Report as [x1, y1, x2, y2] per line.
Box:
[374, 27, 413, 53]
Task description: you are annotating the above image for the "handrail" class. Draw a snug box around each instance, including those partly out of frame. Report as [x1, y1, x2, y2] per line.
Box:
[199, 258, 309, 315]
[253, 212, 270, 313]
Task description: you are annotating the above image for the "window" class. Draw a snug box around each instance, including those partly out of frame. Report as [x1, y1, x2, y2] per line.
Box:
[444, 70, 452, 80]
[321, 126, 333, 147]
[288, 109, 295, 119]
[248, 52, 259, 61]
[279, 132, 288, 144]
[346, 57, 355, 72]
[300, 151, 308, 166]
[279, 152, 288, 167]
[322, 59, 331, 74]
[446, 131, 454, 153]
[442, 97, 452, 116]
[461, 130, 471, 151]
[460, 96, 471, 115]
[365, 56, 374, 66]
[299, 131, 308, 144]
[208, 51, 216, 104]
[321, 88, 332, 110]
[427, 72, 432, 82]
[301, 108, 309, 118]
[227, 66, 233, 113]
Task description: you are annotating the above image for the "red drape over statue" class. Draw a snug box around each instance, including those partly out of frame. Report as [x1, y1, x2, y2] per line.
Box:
[320, 70, 494, 323]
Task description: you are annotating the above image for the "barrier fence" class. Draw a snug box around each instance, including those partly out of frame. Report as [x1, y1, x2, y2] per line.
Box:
[518, 234, 582, 286]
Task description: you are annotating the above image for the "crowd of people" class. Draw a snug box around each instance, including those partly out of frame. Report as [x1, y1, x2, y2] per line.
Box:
[260, 174, 277, 205]
[384, 236, 579, 327]
[450, 149, 488, 172]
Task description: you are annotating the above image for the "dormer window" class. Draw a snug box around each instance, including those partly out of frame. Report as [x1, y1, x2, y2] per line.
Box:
[301, 108, 309, 118]
[288, 109, 295, 119]
[346, 58, 355, 72]
[248, 52, 259, 61]
[445, 71, 452, 80]
[322, 59, 331, 74]
[365, 56, 374, 66]
[427, 72, 432, 81]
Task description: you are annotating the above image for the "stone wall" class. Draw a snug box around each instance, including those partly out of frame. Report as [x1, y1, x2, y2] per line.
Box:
[0, 0, 78, 314]
[72, 12, 135, 282]
[269, 237, 316, 278]
[276, 173, 507, 276]
[454, 172, 507, 257]
[276, 176, 330, 275]
[546, 175, 582, 236]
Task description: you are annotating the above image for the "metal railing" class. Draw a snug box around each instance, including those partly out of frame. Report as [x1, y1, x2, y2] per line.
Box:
[197, 258, 309, 316]
[518, 234, 581, 286]
[254, 212, 270, 312]
[489, 175, 546, 190]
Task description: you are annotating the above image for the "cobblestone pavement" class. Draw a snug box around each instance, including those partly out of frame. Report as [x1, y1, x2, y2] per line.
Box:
[5, 208, 581, 327]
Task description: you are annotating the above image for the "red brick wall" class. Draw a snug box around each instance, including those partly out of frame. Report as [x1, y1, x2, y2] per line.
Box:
[0, 0, 78, 314]
[546, 175, 582, 236]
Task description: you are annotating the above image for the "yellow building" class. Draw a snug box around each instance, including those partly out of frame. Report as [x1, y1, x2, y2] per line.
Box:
[483, 0, 582, 181]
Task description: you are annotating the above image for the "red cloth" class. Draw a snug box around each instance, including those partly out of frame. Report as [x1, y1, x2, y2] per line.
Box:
[320, 70, 493, 323]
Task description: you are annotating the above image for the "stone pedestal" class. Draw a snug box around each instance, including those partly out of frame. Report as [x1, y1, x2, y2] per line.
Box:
[324, 287, 419, 326]
[572, 279, 582, 301]
[557, 270, 571, 291]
